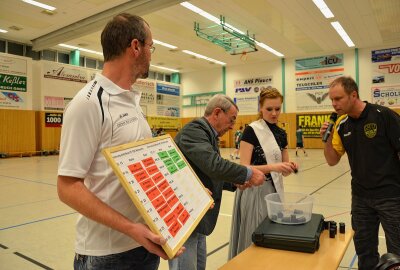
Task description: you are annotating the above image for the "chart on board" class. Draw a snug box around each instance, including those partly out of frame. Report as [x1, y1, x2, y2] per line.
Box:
[102, 135, 213, 258]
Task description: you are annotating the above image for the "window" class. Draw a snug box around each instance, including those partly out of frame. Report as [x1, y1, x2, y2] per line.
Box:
[8, 42, 24, 56]
[156, 72, 164, 81]
[79, 56, 85, 67]
[97, 60, 104, 70]
[148, 71, 156, 79]
[42, 50, 56, 61]
[0, 40, 5, 53]
[165, 74, 171, 82]
[58, 52, 69, 64]
[86, 58, 96, 69]
[25, 46, 40, 60]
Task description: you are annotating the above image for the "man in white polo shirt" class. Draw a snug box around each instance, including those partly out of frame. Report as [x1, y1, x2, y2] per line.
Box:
[57, 13, 183, 270]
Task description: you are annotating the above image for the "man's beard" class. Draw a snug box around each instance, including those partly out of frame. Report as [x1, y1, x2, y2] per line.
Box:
[140, 63, 149, 79]
[141, 71, 149, 79]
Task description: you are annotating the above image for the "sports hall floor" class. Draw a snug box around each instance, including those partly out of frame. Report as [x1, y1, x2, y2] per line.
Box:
[0, 148, 389, 269]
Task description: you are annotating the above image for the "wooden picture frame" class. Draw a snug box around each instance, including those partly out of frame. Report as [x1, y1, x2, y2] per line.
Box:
[102, 134, 214, 258]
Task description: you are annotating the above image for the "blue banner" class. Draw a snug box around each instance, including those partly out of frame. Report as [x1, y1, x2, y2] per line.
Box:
[156, 83, 180, 96]
[371, 47, 400, 63]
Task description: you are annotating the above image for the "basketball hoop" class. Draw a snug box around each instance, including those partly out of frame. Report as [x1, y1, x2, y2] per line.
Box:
[240, 51, 248, 61]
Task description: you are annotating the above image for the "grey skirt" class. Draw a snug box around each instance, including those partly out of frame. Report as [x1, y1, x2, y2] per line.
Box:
[228, 180, 275, 259]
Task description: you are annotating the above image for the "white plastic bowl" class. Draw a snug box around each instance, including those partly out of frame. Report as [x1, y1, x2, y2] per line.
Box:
[265, 192, 314, 225]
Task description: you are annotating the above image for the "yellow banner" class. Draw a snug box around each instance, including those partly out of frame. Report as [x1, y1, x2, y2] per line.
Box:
[147, 116, 181, 129]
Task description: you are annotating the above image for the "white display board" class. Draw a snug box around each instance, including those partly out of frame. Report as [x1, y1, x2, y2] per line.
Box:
[102, 135, 213, 258]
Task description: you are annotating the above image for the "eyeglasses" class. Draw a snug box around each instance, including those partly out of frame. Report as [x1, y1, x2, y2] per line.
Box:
[219, 108, 236, 124]
[141, 40, 155, 54]
[146, 43, 156, 54]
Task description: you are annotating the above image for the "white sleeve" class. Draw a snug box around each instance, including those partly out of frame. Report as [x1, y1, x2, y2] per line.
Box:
[58, 96, 102, 179]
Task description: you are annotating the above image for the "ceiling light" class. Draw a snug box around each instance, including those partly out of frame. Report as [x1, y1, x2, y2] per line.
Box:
[22, 0, 56, 11]
[312, 0, 334, 18]
[331, 21, 355, 47]
[0, 29, 8, 33]
[255, 41, 284, 57]
[180, 2, 220, 24]
[182, 50, 226, 65]
[153, 39, 177, 49]
[180, 1, 283, 57]
[151, 64, 179, 73]
[58, 44, 103, 56]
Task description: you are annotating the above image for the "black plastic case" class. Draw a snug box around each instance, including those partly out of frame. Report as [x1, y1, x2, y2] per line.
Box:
[252, 213, 324, 253]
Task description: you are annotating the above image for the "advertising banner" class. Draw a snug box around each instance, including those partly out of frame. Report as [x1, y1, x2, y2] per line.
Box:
[157, 105, 180, 117]
[0, 91, 25, 109]
[295, 68, 344, 91]
[234, 76, 273, 95]
[133, 79, 156, 105]
[371, 47, 400, 86]
[294, 54, 344, 111]
[147, 116, 181, 129]
[295, 54, 344, 70]
[0, 73, 27, 92]
[156, 83, 180, 96]
[296, 113, 331, 138]
[234, 96, 259, 114]
[0, 55, 27, 76]
[233, 76, 273, 114]
[44, 96, 72, 111]
[371, 85, 400, 108]
[43, 62, 88, 83]
[296, 90, 332, 111]
[45, 112, 63, 127]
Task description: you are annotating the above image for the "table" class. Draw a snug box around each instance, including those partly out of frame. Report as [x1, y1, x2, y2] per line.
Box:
[219, 230, 354, 270]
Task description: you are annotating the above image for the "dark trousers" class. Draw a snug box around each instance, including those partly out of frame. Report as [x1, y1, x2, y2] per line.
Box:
[74, 246, 160, 270]
[351, 195, 400, 270]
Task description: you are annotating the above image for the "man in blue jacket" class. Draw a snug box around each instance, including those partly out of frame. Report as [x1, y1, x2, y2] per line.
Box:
[169, 94, 265, 270]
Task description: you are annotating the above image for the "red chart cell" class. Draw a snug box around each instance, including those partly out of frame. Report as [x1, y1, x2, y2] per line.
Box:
[139, 178, 154, 191]
[176, 203, 184, 215]
[151, 196, 166, 210]
[156, 202, 171, 218]
[157, 180, 169, 193]
[146, 165, 159, 175]
[179, 209, 190, 225]
[134, 170, 149, 183]
[164, 211, 177, 227]
[168, 221, 182, 237]
[128, 162, 143, 174]
[142, 157, 155, 167]
[152, 172, 164, 184]
[163, 187, 174, 200]
[167, 194, 179, 208]
[146, 187, 161, 201]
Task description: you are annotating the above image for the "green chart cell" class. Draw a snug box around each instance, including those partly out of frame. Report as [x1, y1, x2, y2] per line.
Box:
[163, 158, 174, 167]
[171, 154, 181, 163]
[167, 149, 178, 156]
[176, 160, 186, 169]
[158, 151, 169, 160]
[167, 164, 178, 174]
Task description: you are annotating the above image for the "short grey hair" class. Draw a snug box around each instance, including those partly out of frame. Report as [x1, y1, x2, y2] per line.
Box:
[204, 94, 238, 116]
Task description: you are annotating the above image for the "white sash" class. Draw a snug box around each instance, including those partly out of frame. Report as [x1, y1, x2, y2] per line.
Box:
[250, 119, 284, 198]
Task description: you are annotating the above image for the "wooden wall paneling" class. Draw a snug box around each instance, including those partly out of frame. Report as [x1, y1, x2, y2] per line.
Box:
[0, 109, 36, 154]
[38, 111, 62, 152]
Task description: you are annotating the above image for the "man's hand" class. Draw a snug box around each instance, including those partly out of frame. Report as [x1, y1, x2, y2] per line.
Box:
[319, 121, 330, 139]
[248, 167, 265, 186]
[234, 181, 252, 190]
[129, 223, 185, 260]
